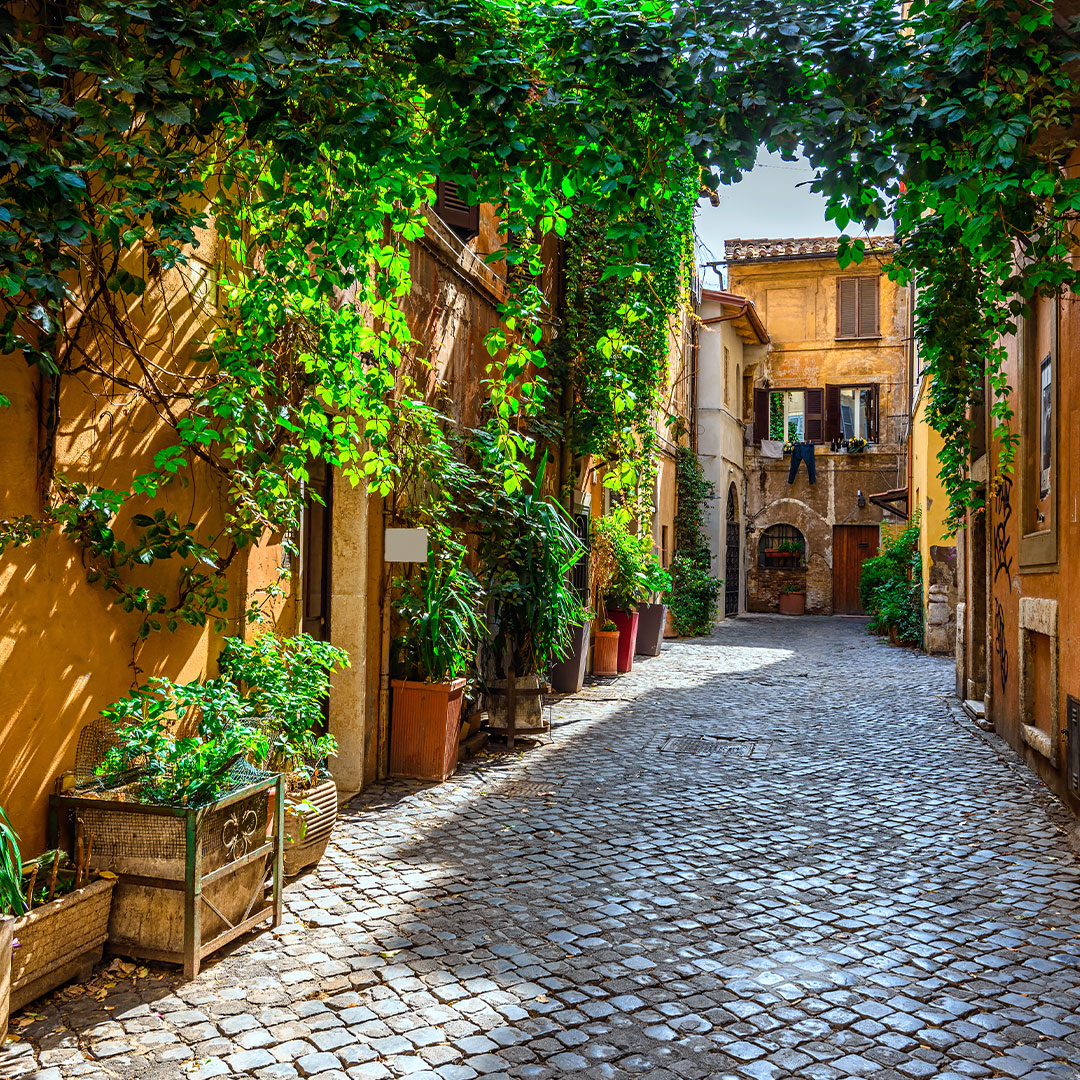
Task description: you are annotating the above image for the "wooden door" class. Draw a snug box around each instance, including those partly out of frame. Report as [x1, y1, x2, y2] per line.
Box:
[833, 524, 879, 615]
[301, 464, 333, 641]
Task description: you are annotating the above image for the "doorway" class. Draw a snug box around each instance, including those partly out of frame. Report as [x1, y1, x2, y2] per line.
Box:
[301, 464, 333, 641]
[725, 484, 740, 617]
[833, 524, 879, 615]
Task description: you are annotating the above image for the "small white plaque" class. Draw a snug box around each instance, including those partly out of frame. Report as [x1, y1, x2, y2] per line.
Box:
[384, 527, 428, 563]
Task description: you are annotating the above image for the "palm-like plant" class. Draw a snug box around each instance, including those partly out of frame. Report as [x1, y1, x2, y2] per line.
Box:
[394, 550, 486, 683]
[1, 804, 26, 916]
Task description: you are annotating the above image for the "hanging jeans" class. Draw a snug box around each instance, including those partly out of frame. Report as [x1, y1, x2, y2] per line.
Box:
[787, 442, 816, 484]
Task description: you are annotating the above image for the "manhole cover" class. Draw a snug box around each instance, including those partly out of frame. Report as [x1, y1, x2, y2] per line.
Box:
[658, 736, 756, 758]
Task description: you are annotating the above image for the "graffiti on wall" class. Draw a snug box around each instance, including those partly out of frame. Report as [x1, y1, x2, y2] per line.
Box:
[992, 475, 1013, 583]
[994, 599, 1009, 691]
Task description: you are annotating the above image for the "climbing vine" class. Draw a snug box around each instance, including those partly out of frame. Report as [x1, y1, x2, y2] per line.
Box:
[666, 446, 722, 636]
[2, 0, 1080, 645]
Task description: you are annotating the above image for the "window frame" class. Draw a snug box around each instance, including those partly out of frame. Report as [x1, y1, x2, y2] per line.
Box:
[836, 275, 881, 340]
[759, 524, 807, 570]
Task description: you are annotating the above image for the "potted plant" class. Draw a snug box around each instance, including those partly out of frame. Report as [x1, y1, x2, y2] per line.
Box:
[391, 548, 485, 780]
[474, 450, 585, 728]
[1, 805, 117, 1031]
[779, 583, 806, 615]
[221, 634, 348, 878]
[51, 667, 285, 979]
[548, 599, 593, 695]
[636, 557, 672, 658]
[593, 515, 649, 672]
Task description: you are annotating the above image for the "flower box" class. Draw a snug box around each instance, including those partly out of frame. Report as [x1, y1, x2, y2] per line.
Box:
[49, 774, 284, 980]
[9, 876, 116, 1011]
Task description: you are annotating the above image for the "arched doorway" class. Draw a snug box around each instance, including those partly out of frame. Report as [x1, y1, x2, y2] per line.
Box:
[725, 483, 740, 617]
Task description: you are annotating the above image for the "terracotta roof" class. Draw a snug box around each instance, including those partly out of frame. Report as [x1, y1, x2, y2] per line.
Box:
[724, 235, 895, 263]
[699, 289, 770, 345]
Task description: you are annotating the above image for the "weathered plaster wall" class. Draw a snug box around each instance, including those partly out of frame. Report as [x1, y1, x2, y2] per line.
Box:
[729, 249, 909, 616]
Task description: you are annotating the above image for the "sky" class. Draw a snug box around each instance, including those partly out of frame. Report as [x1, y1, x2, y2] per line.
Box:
[695, 148, 892, 288]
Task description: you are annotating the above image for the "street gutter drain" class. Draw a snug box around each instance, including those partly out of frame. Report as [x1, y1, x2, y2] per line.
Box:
[658, 736, 756, 758]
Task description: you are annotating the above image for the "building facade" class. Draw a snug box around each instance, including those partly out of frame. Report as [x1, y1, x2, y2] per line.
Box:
[726, 237, 911, 616]
[696, 289, 770, 620]
[954, 286, 1080, 820]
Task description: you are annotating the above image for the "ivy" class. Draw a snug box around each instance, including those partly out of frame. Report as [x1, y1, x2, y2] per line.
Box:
[665, 446, 722, 637]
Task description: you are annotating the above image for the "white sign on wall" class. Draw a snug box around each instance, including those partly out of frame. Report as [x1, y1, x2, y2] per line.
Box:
[384, 528, 428, 563]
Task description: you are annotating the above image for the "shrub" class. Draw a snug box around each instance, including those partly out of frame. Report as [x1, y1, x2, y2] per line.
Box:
[859, 517, 923, 647]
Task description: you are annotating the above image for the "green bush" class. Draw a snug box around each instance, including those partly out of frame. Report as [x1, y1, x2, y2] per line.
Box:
[859, 518, 923, 647]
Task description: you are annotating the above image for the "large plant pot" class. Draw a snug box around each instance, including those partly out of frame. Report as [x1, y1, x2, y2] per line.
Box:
[489, 674, 546, 732]
[51, 775, 283, 979]
[390, 679, 465, 782]
[779, 592, 806, 616]
[635, 603, 667, 657]
[283, 778, 339, 878]
[1, 915, 12, 1042]
[549, 621, 591, 694]
[592, 630, 620, 675]
[609, 610, 640, 673]
[10, 876, 116, 1012]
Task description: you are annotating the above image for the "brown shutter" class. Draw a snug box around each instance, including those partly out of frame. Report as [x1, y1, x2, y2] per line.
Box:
[825, 384, 842, 441]
[869, 383, 880, 441]
[434, 179, 480, 235]
[753, 387, 769, 444]
[858, 276, 879, 337]
[805, 388, 824, 443]
[837, 277, 858, 338]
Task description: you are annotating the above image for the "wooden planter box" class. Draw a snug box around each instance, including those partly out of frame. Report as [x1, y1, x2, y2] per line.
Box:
[1, 915, 12, 1042]
[609, 610, 639, 673]
[390, 679, 465, 782]
[49, 775, 284, 980]
[592, 629, 619, 674]
[779, 592, 806, 615]
[9, 876, 116, 1011]
[635, 603, 667, 657]
[549, 620, 591, 695]
[489, 674, 546, 732]
[283, 777, 338, 878]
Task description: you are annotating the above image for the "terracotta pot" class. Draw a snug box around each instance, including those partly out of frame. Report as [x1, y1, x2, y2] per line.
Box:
[779, 592, 806, 616]
[390, 679, 465, 781]
[609, 610, 640, 672]
[635, 603, 667, 657]
[592, 629, 620, 675]
[549, 620, 591, 694]
[10, 876, 116, 1012]
[283, 777, 339, 878]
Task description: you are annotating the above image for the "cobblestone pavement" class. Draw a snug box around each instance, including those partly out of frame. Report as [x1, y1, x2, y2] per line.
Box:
[6, 616, 1080, 1080]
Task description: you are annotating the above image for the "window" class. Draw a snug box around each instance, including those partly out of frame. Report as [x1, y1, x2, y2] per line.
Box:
[825, 384, 879, 443]
[723, 346, 731, 406]
[433, 179, 479, 238]
[661, 525, 669, 568]
[759, 524, 805, 569]
[770, 390, 804, 442]
[836, 276, 880, 339]
[735, 364, 741, 417]
[755, 386, 824, 444]
[1019, 295, 1057, 568]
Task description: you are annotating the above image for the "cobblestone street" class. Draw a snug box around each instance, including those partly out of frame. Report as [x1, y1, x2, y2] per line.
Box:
[6, 616, 1080, 1080]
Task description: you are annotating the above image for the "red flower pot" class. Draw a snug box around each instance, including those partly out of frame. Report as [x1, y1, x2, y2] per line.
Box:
[609, 610, 640, 673]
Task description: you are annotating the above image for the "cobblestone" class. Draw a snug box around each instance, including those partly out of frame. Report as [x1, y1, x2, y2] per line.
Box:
[5, 616, 1080, 1079]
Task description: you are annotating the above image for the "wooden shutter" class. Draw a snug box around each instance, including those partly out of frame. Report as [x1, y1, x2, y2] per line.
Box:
[868, 383, 880, 441]
[1068, 695, 1080, 795]
[858, 277, 879, 337]
[837, 277, 858, 338]
[805, 388, 824, 443]
[434, 179, 479, 235]
[753, 387, 770, 444]
[825, 384, 842, 441]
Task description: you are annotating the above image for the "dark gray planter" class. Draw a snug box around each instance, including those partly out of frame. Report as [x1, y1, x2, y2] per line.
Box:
[549, 620, 591, 694]
[635, 603, 667, 657]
